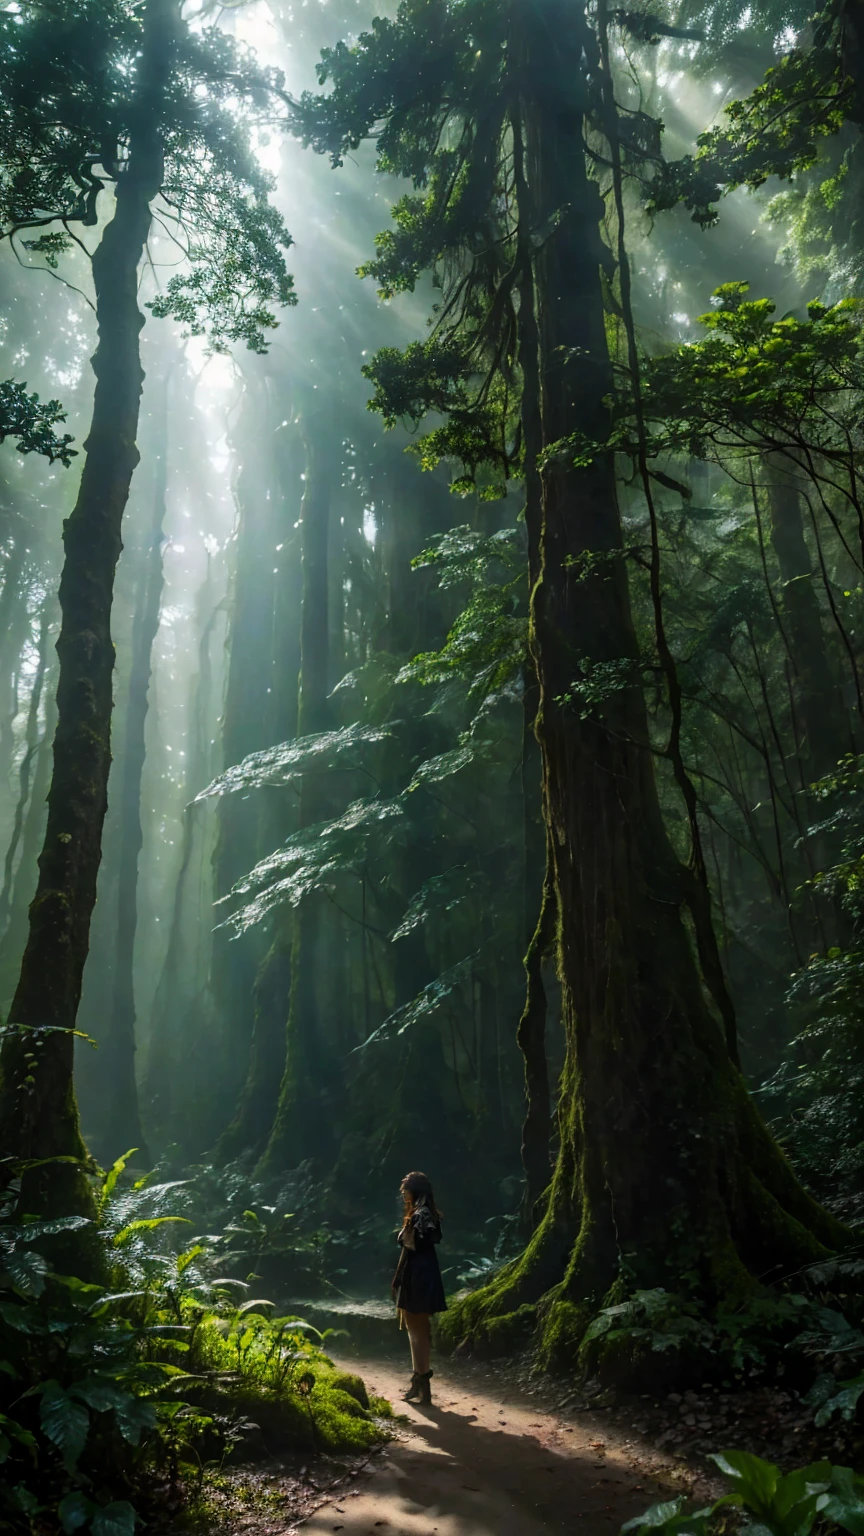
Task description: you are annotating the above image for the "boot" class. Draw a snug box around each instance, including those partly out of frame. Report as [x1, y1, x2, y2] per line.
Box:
[404, 1370, 433, 1405]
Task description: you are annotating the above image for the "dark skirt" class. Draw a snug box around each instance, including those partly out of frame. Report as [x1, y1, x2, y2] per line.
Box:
[395, 1248, 447, 1315]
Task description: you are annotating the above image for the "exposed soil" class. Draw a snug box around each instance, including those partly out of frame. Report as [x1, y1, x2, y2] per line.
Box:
[190, 1342, 863, 1534]
[192, 1350, 698, 1535]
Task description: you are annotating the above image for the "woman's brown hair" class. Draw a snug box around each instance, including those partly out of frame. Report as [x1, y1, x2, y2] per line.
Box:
[400, 1170, 441, 1222]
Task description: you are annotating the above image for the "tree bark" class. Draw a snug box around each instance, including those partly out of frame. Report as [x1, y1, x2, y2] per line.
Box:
[0, 0, 178, 1225]
[517, 848, 555, 1228]
[766, 469, 853, 781]
[443, 0, 846, 1370]
[92, 377, 169, 1163]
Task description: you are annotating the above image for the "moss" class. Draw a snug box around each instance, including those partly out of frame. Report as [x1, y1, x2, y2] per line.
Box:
[538, 1296, 593, 1371]
[184, 1314, 387, 1455]
[327, 1370, 370, 1409]
[437, 1297, 537, 1358]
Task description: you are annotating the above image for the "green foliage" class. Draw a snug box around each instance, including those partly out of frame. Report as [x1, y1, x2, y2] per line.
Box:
[552, 284, 864, 493]
[195, 723, 395, 801]
[0, 379, 76, 463]
[623, 1451, 864, 1536]
[398, 526, 526, 697]
[0, 0, 296, 352]
[0, 1159, 385, 1533]
[583, 1287, 816, 1379]
[649, 2, 854, 227]
[762, 758, 864, 1213]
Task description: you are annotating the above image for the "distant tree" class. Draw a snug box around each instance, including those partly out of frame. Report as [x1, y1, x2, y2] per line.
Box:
[0, 0, 295, 1230]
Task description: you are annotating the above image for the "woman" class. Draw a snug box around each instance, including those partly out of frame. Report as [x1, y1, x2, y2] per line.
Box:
[391, 1170, 446, 1404]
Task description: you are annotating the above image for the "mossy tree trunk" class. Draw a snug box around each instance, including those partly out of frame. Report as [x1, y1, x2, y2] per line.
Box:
[0, 0, 178, 1223]
[444, 0, 846, 1368]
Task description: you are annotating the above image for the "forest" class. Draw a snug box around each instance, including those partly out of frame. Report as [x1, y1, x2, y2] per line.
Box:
[2, 0, 864, 1529]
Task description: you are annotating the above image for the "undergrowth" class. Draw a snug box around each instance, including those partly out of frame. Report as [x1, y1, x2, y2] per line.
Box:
[0, 1151, 388, 1535]
[624, 1449, 864, 1536]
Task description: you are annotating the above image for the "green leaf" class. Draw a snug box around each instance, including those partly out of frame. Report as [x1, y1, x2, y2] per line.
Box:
[5, 1247, 49, 1296]
[195, 723, 393, 800]
[40, 1380, 90, 1468]
[113, 1396, 157, 1446]
[70, 1379, 130, 1413]
[16, 1214, 92, 1241]
[91, 1501, 137, 1536]
[355, 954, 478, 1049]
[58, 1491, 93, 1533]
[824, 1465, 864, 1536]
[101, 1150, 138, 1208]
[112, 1216, 190, 1247]
[621, 1498, 686, 1532]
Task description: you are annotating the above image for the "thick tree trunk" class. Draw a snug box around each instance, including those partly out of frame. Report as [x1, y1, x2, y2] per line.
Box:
[258, 409, 332, 1176]
[0, 0, 177, 1224]
[443, 0, 845, 1371]
[92, 381, 169, 1162]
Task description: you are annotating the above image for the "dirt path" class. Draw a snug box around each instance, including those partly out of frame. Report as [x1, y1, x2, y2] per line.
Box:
[298, 1354, 673, 1536]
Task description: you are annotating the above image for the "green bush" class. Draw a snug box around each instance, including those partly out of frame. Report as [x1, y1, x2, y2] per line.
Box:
[0, 1152, 387, 1534]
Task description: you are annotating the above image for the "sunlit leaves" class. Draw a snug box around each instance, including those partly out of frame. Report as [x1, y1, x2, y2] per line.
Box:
[0, 380, 76, 465]
[550, 284, 864, 487]
[217, 797, 406, 935]
[0, 2, 296, 352]
[650, 9, 853, 226]
[195, 723, 394, 801]
[355, 953, 477, 1048]
[389, 865, 487, 939]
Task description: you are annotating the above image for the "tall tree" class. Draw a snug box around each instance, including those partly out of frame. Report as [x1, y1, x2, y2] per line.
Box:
[0, 0, 295, 1221]
[92, 369, 171, 1162]
[295, 0, 847, 1365]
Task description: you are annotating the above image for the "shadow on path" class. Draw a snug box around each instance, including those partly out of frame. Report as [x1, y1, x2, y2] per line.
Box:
[299, 1354, 662, 1536]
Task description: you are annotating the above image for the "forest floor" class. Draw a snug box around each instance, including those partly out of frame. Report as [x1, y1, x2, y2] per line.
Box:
[194, 1350, 702, 1536]
[192, 1343, 863, 1536]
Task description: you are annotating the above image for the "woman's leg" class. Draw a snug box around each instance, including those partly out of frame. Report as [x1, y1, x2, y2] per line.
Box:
[405, 1312, 431, 1374]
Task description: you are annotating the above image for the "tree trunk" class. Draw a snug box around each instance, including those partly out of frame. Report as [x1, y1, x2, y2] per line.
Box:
[0, 599, 51, 936]
[92, 378, 169, 1163]
[143, 555, 220, 1141]
[517, 848, 555, 1228]
[0, 0, 177, 1225]
[443, 0, 846, 1371]
[0, 670, 56, 1001]
[257, 408, 332, 1176]
[214, 417, 304, 1164]
[766, 469, 853, 781]
[205, 377, 283, 1145]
